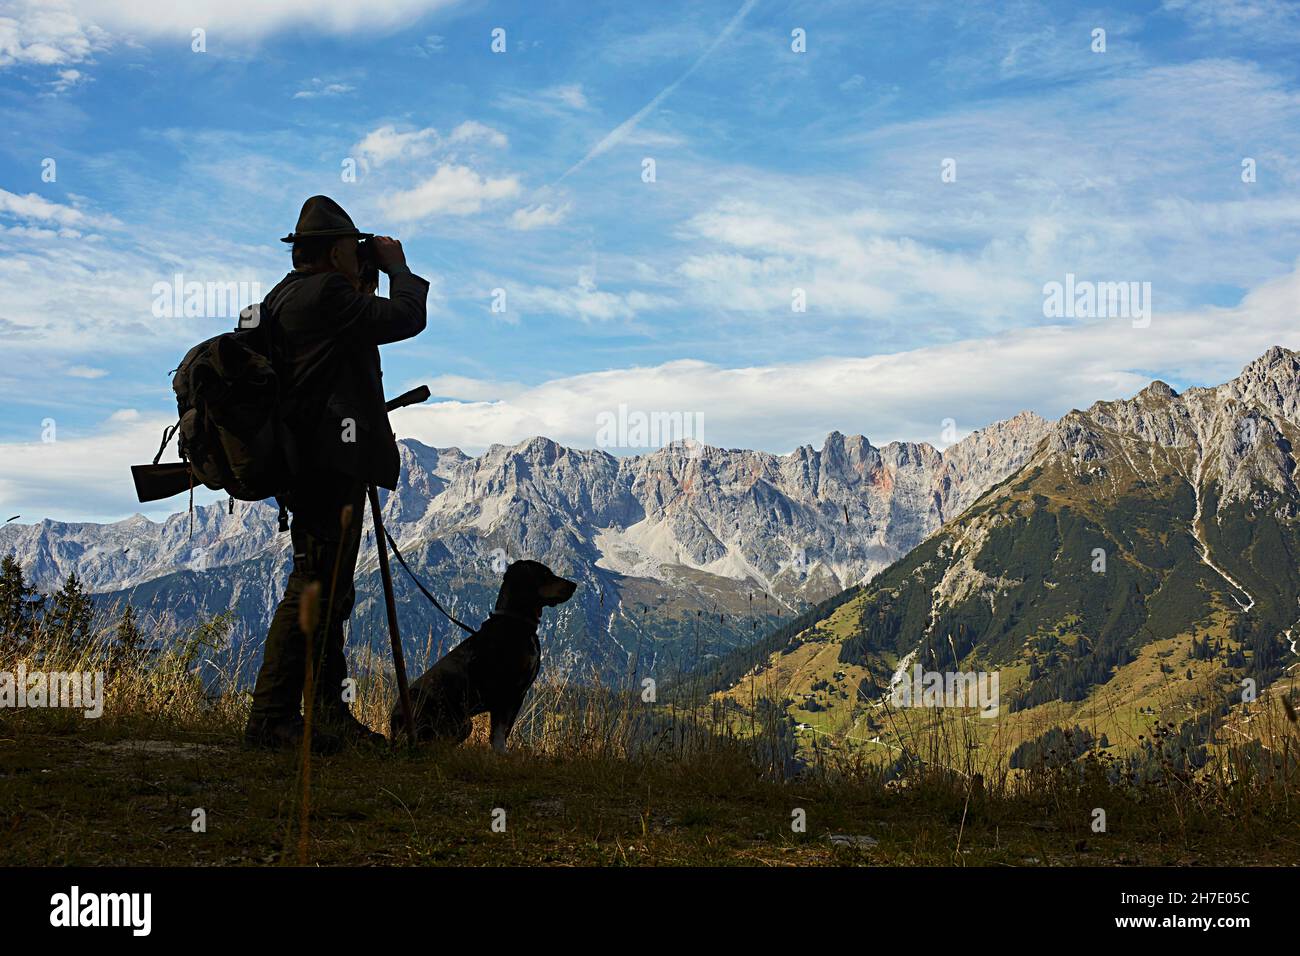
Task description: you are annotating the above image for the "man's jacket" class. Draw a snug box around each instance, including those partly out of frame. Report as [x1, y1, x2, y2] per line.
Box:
[264, 266, 428, 490]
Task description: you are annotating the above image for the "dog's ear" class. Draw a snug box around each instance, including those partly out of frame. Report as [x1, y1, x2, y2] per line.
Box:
[495, 561, 521, 611]
[497, 560, 545, 613]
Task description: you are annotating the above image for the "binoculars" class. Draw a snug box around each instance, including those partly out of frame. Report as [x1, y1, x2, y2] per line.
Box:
[357, 238, 379, 292]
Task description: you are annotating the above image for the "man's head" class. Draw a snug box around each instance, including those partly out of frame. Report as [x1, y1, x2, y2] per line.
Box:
[281, 195, 374, 289]
[292, 235, 361, 281]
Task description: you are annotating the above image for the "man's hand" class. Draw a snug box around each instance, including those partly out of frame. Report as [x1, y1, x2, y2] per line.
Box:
[370, 235, 407, 274]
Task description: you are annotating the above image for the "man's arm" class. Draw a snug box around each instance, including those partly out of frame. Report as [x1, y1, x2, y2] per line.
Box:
[323, 237, 428, 346]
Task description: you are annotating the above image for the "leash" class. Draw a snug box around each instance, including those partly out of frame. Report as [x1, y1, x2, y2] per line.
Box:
[381, 526, 477, 635]
[367, 385, 478, 638]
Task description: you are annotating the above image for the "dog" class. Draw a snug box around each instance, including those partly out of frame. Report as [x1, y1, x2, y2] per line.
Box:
[392, 559, 577, 752]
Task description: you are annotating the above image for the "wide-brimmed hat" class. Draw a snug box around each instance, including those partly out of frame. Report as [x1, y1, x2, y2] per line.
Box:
[280, 195, 374, 243]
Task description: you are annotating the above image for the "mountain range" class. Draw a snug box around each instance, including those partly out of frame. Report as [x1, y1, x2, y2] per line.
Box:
[716, 347, 1300, 765]
[0, 410, 1051, 682]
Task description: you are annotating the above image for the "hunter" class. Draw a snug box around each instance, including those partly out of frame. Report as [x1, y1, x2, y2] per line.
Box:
[244, 195, 428, 752]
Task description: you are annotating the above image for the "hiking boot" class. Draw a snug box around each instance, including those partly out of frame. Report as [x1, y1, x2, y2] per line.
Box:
[243, 716, 343, 755]
[318, 707, 387, 747]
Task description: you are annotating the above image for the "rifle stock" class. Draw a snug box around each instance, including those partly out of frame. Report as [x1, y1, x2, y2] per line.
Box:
[131, 462, 193, 503]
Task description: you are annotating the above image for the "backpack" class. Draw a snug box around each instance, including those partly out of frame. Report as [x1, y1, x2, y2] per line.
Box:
[170, 302, 297, 503]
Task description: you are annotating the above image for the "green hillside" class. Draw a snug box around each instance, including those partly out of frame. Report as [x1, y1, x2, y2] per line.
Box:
[714, 370, 1300, 780]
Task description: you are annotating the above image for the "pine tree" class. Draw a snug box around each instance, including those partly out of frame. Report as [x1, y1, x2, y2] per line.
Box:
[115, 604, 145, 664]
[45, 571, 94, 647]
[0, 554, 43, 647]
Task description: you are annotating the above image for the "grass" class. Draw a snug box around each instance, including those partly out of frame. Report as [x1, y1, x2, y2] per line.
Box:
[9, 729, 1299, 866]
[2, 615, 1299, 867]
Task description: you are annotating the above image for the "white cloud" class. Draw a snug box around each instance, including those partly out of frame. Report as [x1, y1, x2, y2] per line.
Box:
[352, 120, 508, 175]
[548, 84, 589, 110]
[0, 0, 107, 68]
[447, 120, 508, 148]
[0, 316, 35, 337]
[55, 0, 462, 40]
[412, 34, 444, 56]
[293, 77, 355, 99]
[8, 263, 1300, 522]
[642, 58, 1300, 331]
[391, 264, 1300, 457]
[2, 224, 74, 239]
[495, 83, 593, 117]
[0, 411, 221, 522]
[50, 67, 83, 91]
[675, 198, 1024, 321]
[0, 224, 269, 352]
[355, 121, 516, 222]
[66, 365, 107, 378]
[354, 124, 440, 167]
[1164, 0, 1300, 42]
[506, 269, 673, 323]
[510, 203, 570, 231]
[0, 188, 116, 230]
[380, 164, 520, 220]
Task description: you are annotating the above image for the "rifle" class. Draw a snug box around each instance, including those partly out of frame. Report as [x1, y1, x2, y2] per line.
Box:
[383, 384, 431, 412]
[131, 461, 194, 504]
[131, 421, 191, 503]
[129, 385, 433, 503]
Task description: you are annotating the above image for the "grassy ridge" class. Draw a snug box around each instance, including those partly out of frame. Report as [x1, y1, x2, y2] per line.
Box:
[3, 614, 1299, 866]
[714, 411, 1300, 773]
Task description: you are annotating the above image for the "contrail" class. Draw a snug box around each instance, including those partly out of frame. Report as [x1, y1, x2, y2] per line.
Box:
[557, 0, 760, 183]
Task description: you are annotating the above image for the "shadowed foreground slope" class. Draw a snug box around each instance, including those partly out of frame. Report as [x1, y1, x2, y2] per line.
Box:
[3, 620, 1297, 866]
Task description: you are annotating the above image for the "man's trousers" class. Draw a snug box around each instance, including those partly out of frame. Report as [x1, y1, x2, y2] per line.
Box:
[249, 474, 366, 724]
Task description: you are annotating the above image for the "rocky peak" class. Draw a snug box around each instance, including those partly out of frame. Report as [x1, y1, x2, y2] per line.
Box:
[1138, 380, 1178, 401]
[1029, 346, 1300, 512]
[1224, 345, 1300, 426]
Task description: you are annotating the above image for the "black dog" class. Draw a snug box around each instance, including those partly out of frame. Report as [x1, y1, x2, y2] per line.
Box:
[392, 560, 577, 752]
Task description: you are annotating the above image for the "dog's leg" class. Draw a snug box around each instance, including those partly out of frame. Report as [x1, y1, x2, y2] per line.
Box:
[489, 702, 521, 754]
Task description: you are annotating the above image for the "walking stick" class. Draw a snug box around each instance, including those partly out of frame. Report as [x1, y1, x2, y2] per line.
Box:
[376, 384, 431, 743]
[297, 581, 321, 864]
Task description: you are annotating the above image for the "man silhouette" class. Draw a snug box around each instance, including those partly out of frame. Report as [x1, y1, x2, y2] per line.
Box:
[244, 195, 428, 752]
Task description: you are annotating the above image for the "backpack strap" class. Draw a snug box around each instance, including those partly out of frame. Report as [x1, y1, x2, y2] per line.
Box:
[259, 294, 306, 490]
[152, 422, 180, 465]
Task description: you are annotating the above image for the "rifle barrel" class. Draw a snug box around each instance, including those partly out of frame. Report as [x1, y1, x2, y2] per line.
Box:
[385, 385, 431, 412]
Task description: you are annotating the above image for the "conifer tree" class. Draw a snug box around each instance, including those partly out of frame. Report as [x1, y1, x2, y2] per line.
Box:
[0, 554, 43, 647]
[45, 571, 94, 647]
[115, 603, 145, 663]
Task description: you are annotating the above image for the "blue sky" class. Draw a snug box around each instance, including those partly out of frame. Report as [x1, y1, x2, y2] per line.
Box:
[3, 0, 1300, 520]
